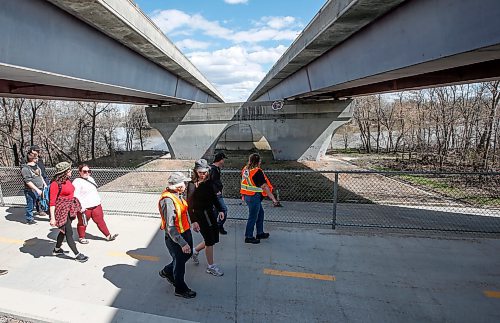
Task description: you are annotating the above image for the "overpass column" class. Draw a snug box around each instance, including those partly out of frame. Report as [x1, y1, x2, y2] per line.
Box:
[146, 103, 239, 159]
[146, 100, 352, 161]
[247, 100, 353, 161]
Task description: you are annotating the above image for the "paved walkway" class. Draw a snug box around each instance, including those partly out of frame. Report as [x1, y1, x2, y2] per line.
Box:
[1, 206, 500, 322]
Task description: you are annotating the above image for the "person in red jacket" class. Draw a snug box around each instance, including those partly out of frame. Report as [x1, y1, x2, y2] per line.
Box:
[49, 162, 88, 263]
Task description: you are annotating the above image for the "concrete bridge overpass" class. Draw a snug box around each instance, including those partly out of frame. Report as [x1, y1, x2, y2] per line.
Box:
[248, 0, 500, 102]
[0, 0, 223, 105]
[149, 0, 500, 160]
[2, 0, 499, 161]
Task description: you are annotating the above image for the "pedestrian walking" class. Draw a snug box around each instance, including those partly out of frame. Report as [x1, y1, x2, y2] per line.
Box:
[28, 145, 49, 185]
[210, 152, 228, 235]
[73, 164, 118, 244]
[187, 159, 225, 276]
[49, 162, 88, 263]
[21, 151, 47, 224]
[158, 172, 196, 299]
[240, 153, 281, 244]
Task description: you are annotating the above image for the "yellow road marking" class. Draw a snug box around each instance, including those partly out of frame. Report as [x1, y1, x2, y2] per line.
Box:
[108, 252, 160, 262]
[484, 290, 500, 298]
[0, 237, 33, 245]
[264, 268, 335, 281]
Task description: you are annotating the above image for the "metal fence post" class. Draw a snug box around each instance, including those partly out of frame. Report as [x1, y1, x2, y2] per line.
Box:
[332, 172, 338, 230]
[0, 182, 4, 207]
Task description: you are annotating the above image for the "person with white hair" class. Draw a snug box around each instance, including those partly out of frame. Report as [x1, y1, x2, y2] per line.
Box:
[158, 172, 196, 299]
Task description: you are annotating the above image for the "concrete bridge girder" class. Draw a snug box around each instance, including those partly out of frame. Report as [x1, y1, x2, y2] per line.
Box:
[146, 100, 353, 161]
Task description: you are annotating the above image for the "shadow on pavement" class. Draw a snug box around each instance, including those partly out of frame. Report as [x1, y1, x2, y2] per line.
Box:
[336, 203, 500, 234]
[4, 206, 50, 225]
[19, 237, 55, 258]
[102, 240, 179, 318]
[82, 232, 107, 242]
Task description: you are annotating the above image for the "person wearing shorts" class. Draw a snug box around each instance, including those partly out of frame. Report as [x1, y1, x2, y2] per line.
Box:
[186, 159, 225, 277]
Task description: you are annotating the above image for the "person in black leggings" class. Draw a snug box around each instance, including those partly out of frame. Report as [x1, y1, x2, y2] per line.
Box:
[54, 214, 79, 255]
[49, 162, 88, 263]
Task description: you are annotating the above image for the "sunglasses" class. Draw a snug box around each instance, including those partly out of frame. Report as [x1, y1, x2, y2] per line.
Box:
[196, 171, 208, 175]
[81, 170, 92, 174]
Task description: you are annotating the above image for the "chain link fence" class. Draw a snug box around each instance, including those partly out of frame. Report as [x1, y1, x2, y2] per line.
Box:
[1, 166, 499, 233]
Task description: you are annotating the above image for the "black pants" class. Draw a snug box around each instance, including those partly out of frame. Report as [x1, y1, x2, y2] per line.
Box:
[163, 230, 193, 293]
[56, 213, 79, 256]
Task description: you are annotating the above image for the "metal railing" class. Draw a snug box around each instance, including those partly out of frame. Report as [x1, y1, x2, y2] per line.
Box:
[1, 167, 499, 233]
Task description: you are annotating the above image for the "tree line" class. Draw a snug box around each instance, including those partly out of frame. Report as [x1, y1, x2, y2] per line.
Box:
[347, 81, 500, 171]
[0, 99, 150, 166]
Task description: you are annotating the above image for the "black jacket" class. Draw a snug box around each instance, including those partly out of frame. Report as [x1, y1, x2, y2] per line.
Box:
[186, 179, 223, 225]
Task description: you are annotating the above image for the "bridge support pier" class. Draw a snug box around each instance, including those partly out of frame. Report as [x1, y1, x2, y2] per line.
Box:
[146, 100, 353, 161]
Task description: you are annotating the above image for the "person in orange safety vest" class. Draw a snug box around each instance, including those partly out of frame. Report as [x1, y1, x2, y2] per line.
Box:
[240, 153, 281, 244]
[158, 172, 196, 299]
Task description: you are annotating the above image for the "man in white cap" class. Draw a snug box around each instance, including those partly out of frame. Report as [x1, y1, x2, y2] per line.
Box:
[158, 172, 196, 298]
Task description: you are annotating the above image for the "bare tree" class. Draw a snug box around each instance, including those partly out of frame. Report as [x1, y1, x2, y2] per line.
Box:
[28, 99, 45, 146]
[127, 105, 150, 151]
[77, 102, 112, 160]
[476, 81, 500, 170]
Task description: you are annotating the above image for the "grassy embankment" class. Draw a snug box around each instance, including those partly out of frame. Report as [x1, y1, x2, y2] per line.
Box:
[341, 152, 500, 208]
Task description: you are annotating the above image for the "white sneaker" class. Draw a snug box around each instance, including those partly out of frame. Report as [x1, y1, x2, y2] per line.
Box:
[192, 252, 199, 265]
[206, 264, 224, 276]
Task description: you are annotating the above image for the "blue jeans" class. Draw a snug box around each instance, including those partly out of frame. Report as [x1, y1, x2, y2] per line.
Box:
[163, 230, 193, 293]
[216, 195, 228, 228]
[244, 193, 265, 238]
[24, 190, 37, 221]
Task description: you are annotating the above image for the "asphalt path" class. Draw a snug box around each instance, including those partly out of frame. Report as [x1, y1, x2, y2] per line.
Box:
[1, 206, 500, 322]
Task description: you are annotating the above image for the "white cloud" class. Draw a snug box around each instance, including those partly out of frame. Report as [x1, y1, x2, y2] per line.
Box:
[175, 39, 211, 50]
[187, 45, 287, 102]
[261, 16, 296, 29]
[149, 9, 302, 101]
[150, 9, 191, 34]
[224, 0, 248, 4]
[151, 10, 300, 44]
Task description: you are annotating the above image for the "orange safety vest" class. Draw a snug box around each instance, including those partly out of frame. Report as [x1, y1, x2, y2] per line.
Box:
[158, 190, 190, 233]
[240, 167, 273, 197]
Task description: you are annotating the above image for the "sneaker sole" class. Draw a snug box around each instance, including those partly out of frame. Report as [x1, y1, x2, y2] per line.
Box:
[206, 270, 224, 277]
[52, 250, 69, 256]
[75, 258, 89, 263]
[175, 292, 196, 299]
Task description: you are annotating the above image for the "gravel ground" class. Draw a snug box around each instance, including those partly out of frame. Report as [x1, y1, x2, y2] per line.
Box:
[0, 315, 33, 323]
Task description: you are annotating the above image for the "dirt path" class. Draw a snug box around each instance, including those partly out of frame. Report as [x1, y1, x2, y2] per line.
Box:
[100, 153, 461, 207]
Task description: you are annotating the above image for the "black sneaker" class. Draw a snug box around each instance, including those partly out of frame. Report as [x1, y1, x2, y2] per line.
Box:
[219, 227, 228, 235]
[52, 248, 67, 256]
[159, 270, 175, 286]
[26, 219, 36, 225]
[175, 289, 196, 299]
[75, 253, 89, 263]
[244, 237, 260, 244]
[256, 232, 270, 239]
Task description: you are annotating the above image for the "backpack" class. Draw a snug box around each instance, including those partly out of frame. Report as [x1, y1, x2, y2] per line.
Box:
[38, 183, 62, 212]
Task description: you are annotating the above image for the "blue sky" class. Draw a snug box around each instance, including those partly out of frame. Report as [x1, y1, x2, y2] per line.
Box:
[134, 0, 326, 102]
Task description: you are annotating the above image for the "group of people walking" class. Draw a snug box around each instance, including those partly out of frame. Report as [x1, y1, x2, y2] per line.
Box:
[18, 147, 281, 299]
[20, 146, 118, 263]
[159, 152, 281, 298]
